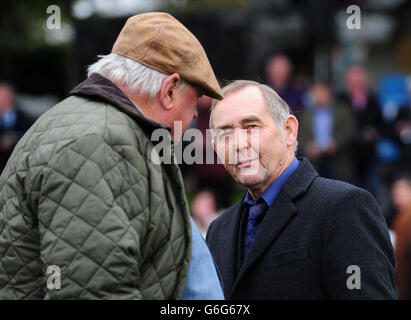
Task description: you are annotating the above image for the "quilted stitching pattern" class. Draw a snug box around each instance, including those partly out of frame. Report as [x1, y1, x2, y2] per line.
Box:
[0, 96, 191, 299]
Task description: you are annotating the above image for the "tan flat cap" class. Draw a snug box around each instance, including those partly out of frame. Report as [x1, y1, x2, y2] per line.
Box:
[112, 12, 223, 100]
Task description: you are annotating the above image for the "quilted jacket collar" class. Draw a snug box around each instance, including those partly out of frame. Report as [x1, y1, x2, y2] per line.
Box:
[70, 73, 171, 134]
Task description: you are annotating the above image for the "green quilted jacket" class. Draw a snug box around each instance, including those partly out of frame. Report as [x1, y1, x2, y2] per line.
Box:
[0, 74, 192, 299]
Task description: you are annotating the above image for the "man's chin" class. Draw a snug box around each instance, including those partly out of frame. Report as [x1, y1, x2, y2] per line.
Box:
[235, 174, 262, 188]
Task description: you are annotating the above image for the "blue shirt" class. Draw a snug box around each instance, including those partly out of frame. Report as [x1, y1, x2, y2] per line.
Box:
[244, 157, 299, 207]
[313, 108, 333, 151]
[181, 217, 225, 300]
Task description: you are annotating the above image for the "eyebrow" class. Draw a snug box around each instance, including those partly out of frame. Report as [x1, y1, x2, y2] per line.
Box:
[239, 116, 263, 125]
[215, 115, 263, 131]
[215, 124, 232, 131]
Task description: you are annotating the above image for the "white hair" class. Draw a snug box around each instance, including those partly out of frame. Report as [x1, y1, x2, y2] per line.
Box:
[210, 80, 298, 152]
[88, 53, 173, 98]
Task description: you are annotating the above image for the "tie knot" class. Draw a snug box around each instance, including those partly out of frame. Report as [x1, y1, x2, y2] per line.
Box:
[248, 201, 268, 221]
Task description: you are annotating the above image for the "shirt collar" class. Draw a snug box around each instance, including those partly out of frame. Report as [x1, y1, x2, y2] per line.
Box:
[244, 157, 299, 207]
[69, 73, 171, 134]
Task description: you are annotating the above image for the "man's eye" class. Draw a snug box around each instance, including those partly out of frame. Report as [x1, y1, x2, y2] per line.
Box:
[217, 130, 233, 141]
[220, 132, 231, 140]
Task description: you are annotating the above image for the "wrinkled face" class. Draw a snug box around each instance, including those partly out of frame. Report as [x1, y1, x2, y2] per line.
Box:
[212, 86, 290, 193]
[170, 84, 200, 140]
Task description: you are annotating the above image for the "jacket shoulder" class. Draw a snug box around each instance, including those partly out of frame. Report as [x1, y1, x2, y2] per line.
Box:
[19, 95, 147, 156]
[309, 176, 371, 203]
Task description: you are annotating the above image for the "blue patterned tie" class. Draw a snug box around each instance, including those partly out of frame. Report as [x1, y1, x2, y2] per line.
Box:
[243, 201, 268, 258]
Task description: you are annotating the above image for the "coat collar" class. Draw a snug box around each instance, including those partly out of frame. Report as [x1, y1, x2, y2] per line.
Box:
[282, 157, 319, 200]
[69, 73, 171, 135]
[228, 157, 319, 297]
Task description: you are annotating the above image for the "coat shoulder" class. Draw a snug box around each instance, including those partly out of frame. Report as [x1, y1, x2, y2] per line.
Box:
[309, 176, 372, 204]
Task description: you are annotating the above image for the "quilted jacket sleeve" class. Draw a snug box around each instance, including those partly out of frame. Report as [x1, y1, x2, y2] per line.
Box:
[35, 134, 147, 299]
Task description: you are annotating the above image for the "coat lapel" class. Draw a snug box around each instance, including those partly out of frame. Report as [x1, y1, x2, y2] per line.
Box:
[229, 158, 318, 297]
[230, 191, 297, 296]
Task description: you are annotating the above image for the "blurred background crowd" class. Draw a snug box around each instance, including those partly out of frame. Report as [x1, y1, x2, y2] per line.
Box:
[2, 0, 411, 298]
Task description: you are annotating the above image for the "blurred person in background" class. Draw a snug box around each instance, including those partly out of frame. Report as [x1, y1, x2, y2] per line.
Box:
[0, 83, 31, 172]
[299, 83, 355, 182]
[266, 54, 306, 117]
[0, 12, 224, 300]
[387, 77, 411, 171]
[338, 65, 385, 196]
[390, 173, 411, 299]
[191, 190, 220, 237]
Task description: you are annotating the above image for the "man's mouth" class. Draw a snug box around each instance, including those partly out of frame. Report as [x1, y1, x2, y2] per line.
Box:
[237, 158, 258, 168]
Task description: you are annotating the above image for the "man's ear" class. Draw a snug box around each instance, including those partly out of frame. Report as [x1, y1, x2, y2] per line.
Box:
[283, 115, 299, 148]
[159, 73, 181, 111]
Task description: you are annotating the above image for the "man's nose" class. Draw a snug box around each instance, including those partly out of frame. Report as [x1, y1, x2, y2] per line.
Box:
[235, 129, 249, 151]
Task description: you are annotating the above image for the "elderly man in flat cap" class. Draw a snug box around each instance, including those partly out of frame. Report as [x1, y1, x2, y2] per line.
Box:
[0, 12, 224, 300]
